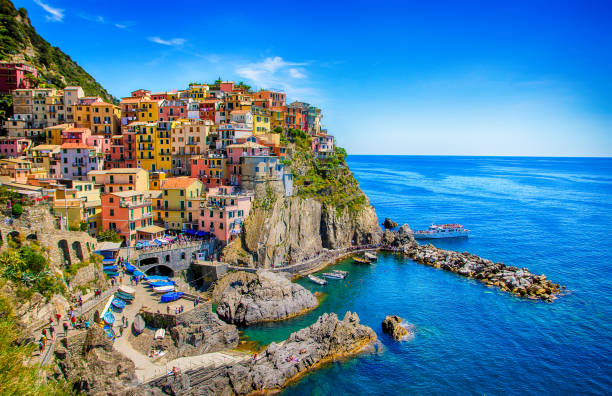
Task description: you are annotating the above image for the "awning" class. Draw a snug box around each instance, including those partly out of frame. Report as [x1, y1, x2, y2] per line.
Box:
[196, 231, 208, 237]
[96, 241, 122, 251]
[185, 229, 197, 235]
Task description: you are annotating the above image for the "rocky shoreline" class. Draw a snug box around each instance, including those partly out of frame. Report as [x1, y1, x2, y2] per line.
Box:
[216, 270, 319, 326]
[382, 222, 564, 302]
[144, 312, 377, 395]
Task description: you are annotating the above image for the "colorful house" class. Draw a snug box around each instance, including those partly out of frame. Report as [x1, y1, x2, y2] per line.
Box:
[155, 177, 203, 230]
[101, 190, 153, 245]
[29, 144, 61, 178]
[251, 106, 271, 135]
[194, 188, 253, 243]
[88, 168, 149, 193]
[190, 154, 227, 187]
[59, 143, 104, 181]
[0, 62, 38, 93]
[0, 137, 31, 158]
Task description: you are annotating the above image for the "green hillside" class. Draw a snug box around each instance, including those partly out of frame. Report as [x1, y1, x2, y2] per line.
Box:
[0, 0, 114, 102]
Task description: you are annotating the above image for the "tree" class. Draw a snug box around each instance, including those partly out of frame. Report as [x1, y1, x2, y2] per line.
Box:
[97, 230, 122, 243]
[11, 203, 23, 216]
[272, 126, 283, 134]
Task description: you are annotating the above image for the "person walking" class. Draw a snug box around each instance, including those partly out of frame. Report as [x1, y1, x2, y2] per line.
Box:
[55, 313, 61, 324]
[63, 321, 69, 336]
[49, 324, 55, 339]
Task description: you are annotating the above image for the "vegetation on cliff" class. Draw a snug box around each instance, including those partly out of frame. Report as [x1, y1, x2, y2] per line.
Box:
[0, 294, 71, 395]
[0, 0, 114, 102]
[0, 240, 65, 300]
[286, 128, 366, 214]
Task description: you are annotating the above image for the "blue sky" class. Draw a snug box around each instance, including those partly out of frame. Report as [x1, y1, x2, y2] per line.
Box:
[17, 0, 612, 156]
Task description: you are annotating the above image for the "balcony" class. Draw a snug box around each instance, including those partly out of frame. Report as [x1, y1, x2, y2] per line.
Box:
[119, 199, 152, 208]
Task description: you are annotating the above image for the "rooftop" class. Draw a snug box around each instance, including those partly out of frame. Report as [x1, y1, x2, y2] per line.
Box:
[89, 168, 145, 175]
[60, 143, 92, 149]
[162, 177, 200, 189]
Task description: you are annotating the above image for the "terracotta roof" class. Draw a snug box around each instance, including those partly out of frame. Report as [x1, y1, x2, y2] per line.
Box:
[45, 123, 74, 130]
[161, 177, 200, 189]
[60, 143, 92, 149]
[227, 142, 267, 149]
[32, 144, 60, 151]
[120, 97, 142, 104]
[230, 110, 250, 115]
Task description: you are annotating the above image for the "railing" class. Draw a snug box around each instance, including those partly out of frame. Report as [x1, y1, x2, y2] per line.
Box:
[119, 199, 152, 208]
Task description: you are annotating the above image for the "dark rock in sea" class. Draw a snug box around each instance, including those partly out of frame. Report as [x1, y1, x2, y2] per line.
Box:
[382, 315, 412, 341]
[383, 218, 398, 229]
[144, 312, 377, 395]
[216, 270, 318, 326]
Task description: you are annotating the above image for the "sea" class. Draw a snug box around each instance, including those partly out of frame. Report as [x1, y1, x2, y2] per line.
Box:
[242, 156, 612, 395]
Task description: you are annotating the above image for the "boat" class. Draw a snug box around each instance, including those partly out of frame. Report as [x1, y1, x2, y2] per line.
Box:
[160, 292, 185, 303]
[153, 285, 175, 294]
[103, 265, 118, 271]
[103, 311, 115, 325]
[116, 291, 134, 301]
[322, 272, 345, 280]
[148, 281, 175, 288]
[413, 224, 469, 239]
[103, 325, 115, 339]
[105, 271, 119, 277]
[308, 274, 327, 285]
[125, 263, 136, 273]
[364, 252, 378, 261]
[133, 314, 145, 334]
[154, 328, 165, 340]
[111, 298, 126, 310]
[332, 270, 348, 276]
[146, 275, 169, 282]
[118, 285, 135, 296]
[353, 256, 372, 264]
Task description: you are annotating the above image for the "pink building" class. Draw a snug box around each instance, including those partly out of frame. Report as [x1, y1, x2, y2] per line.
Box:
[61, 127, 109, 155]
[190, 154, 227, 188]
[0, 62, 38, 93]
[0, 137, 30, 158]
[159, 99, 188, 121]
[219, 82, 235, 92]
[193, 189, 253, 243]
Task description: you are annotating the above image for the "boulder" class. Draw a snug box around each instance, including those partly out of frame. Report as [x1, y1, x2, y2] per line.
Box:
[383, 218, 398, 229]
[216, 270, 318, 326]
[382, 315, 413, 341]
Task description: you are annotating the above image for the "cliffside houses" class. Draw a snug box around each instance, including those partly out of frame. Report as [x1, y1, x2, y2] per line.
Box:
[0, 80, 334, 247]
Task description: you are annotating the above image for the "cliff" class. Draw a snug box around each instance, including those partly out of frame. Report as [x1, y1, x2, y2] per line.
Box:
[0, 0, 114, 102]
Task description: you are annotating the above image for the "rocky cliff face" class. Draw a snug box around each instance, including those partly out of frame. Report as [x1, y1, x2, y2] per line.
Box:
[146, 312, 377, 395]
[55, 326, 137, 395]
[216, 270, 318, 326]
[222, 195, 382, 267]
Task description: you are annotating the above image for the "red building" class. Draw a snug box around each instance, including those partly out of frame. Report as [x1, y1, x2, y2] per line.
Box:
[0, 62, 38, 93]
[253, 90, 286, 108]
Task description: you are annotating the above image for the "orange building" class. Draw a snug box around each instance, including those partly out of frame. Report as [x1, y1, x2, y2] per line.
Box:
[101, 190, 153, 245]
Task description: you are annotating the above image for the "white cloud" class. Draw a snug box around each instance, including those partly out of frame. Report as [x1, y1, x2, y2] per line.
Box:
[289, 68, 306, 79]
[114, 23, 127, 29]
[33, 0, 64, 22]
[148, 37, 186, 46]
[235, 56, 315, 98]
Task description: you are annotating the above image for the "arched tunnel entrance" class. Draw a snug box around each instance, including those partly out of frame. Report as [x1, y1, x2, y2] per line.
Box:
[144, 265, 174, 277]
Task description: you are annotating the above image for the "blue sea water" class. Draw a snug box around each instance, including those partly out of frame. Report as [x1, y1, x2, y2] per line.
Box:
[243, 156, 612, 395]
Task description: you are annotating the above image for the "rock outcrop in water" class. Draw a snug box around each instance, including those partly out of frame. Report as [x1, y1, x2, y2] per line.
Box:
[216, 270, 318, 326]
[145, 312, 377, 395]
[383, 218, 398, 229]
[222, 195, 382, 267]
[382, 315, 411, 341]
[383, 222, 563, 301]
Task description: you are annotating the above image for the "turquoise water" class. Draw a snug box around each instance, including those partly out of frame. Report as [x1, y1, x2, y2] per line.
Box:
[242, 156, 612, 395]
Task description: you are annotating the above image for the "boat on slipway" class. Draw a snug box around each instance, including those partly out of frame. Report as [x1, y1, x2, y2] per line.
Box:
[308, 274, 327, 285]
[153, 285, 175, 294]
[161, 292, 184, 303]
[413, 224, 469, 239]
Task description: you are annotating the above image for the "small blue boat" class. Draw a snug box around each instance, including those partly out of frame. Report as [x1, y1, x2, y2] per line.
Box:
[103, 325, 115, 339]
[111, 298, 126, 310]
[116, 291, 134, 301]
[103, 265, 118, 271]
[148, 281, 175, 288]
[134, 270, 146, 278]
[125, 263, 136, 273]
[160, 292, 184, 303]
[105, 271, 119, 277]
[146, 275, 169, 281]
[103, 311, 115, 325]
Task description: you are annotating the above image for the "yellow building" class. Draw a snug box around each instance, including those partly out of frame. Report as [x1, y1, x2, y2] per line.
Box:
[90, 101, 121, 136]
[270, 108, 286, 129]
[44, 123, 73, 145]
[188, 83, 209, 101]
[132, 122, 157, 171]
[155, 121, 174, 172]
[137, 99, 161, 123]
[155, 177, 203, 230]
[252, 106, 271, 135]
[50, 179, 101, 234]
[29, 144, 61, 177]
[149, 172, 168, 190]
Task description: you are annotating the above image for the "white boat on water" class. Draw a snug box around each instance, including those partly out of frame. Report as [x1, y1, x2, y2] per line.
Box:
[413, 224, 469, 239]
[153, 285, 175, 293]
[308, 274, 327, 285]
[332, 270, 348, 276]
[322, 272, 345, 280]
[364, 252, 378, 261]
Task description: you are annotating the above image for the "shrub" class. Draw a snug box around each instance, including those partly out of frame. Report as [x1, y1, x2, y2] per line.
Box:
[10, 203, 23, 216]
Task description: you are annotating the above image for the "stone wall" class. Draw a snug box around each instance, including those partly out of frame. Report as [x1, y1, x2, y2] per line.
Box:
[191, 261, 228, 289]
[132, 242, 204, 275]
[0, 205, 97, 269]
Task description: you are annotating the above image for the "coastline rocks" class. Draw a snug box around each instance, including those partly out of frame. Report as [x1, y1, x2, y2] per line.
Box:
[382, 315, 413, 341]
[216, 270, 318, 326]
[383, 218, 398, 229]
[147, 312, 377, 395]
[383, 223, 417, 250]
[405, 244, 562, 301]
[55, 326, 137, 395]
